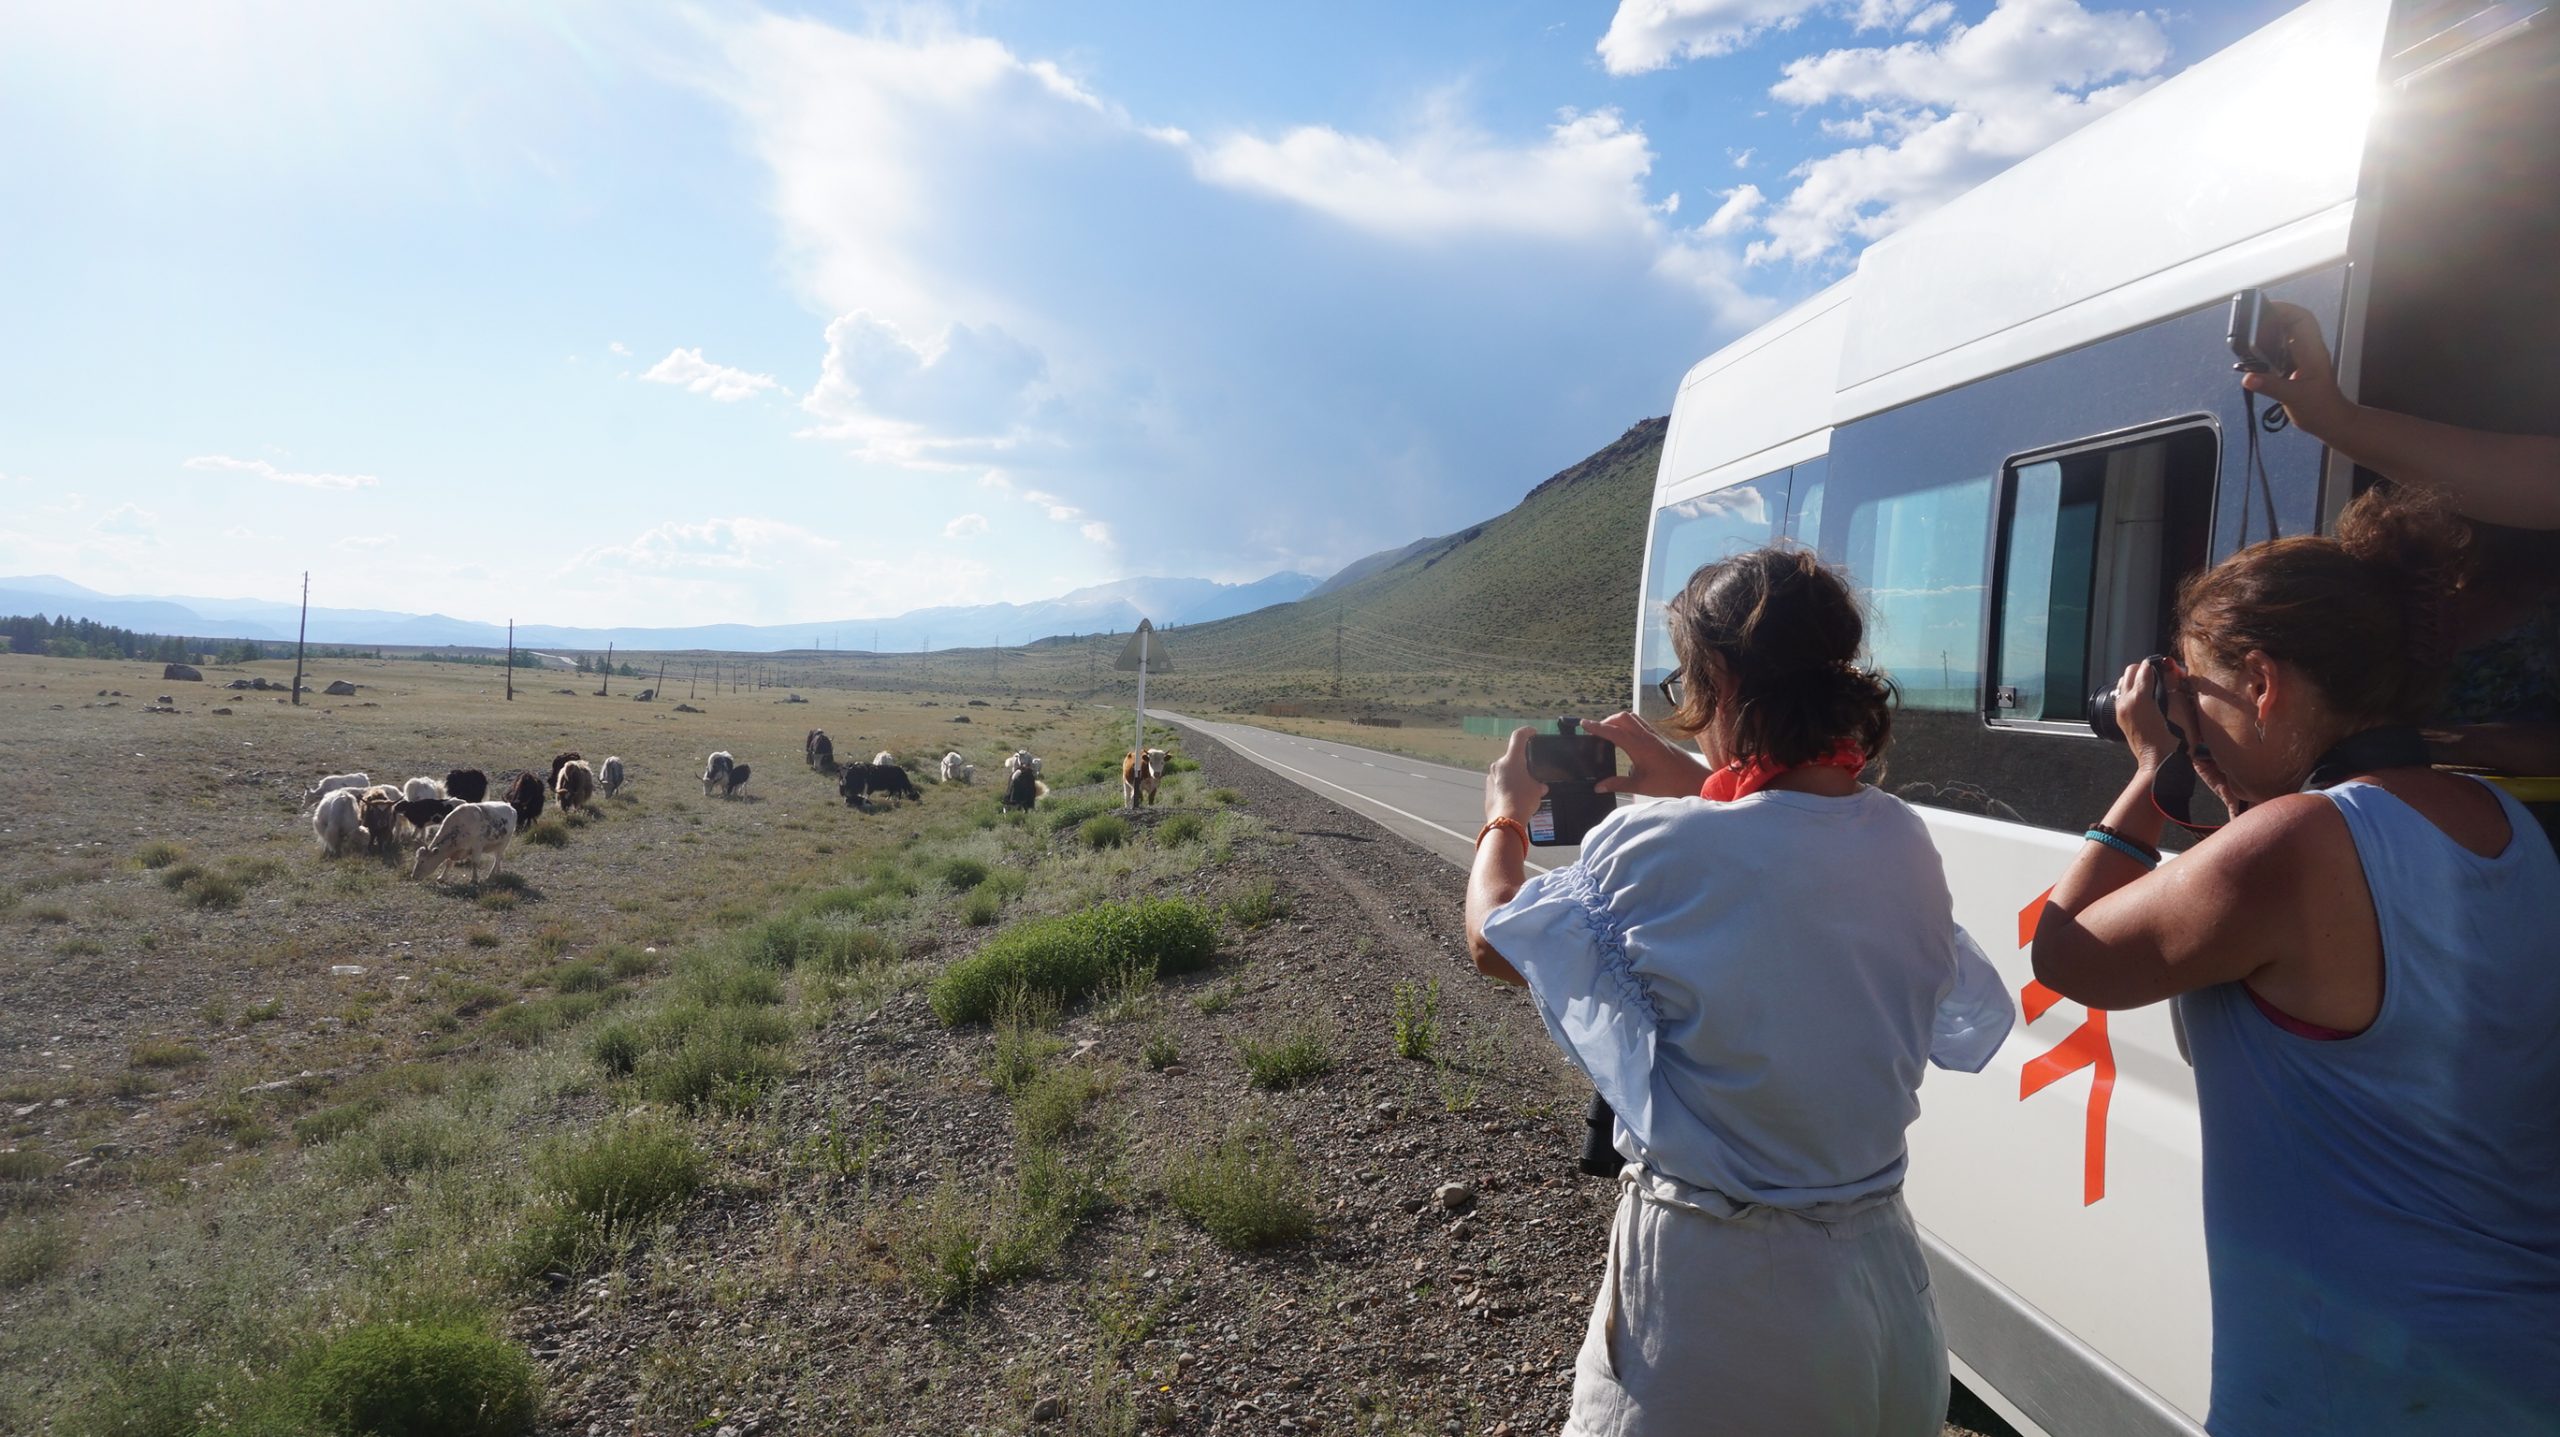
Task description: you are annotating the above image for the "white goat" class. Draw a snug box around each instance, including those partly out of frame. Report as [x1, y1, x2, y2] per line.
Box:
[938, 751, 974, 785]
[311, 789, 364, 857]
[871, 750, 896, 768]
[599, 755, 625, 797]
[402, 776, 446, 803]
[304, 772, 370, 807]
[1003, 750, 1043, 781]
[411, 801, 517, 884]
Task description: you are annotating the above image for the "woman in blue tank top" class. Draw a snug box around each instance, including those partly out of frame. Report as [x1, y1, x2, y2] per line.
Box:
[2032, 489, 2560, 1436]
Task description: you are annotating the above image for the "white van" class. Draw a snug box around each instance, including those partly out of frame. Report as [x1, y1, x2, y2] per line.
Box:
[1631, 2, 2559, 1433]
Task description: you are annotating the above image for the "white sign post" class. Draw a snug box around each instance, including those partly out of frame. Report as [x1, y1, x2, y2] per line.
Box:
[1114, 619, 1173, 760]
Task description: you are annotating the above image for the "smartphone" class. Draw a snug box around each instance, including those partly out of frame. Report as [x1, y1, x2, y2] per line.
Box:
[2227, 288, 2291, 375]
[1526, 733, 1618, 846]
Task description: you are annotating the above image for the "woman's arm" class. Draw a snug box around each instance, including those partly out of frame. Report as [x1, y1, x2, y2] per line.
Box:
[1464, 728, 1546, 986]
[2248, 302, 2560, 530]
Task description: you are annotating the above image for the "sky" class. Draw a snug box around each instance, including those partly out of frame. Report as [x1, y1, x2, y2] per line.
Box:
[0, 0, 2301, 631]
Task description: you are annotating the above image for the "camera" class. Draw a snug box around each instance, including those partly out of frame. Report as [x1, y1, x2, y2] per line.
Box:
[2088, 655, 2173, 745]
[2227, 288, 2292, 375]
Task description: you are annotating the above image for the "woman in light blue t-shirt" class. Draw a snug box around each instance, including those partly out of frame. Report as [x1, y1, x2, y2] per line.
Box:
[1464, 547, 2012, 1437]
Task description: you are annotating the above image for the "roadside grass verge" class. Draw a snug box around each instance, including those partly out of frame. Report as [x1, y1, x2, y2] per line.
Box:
[1235, 1026, 1334, 1091]
[927, 898, 1220, 1026]
[1164, 1113, 1316, 1250]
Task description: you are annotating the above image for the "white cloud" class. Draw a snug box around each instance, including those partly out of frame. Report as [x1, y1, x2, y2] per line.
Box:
[799, 310, 1046, 463]
[94, 502, 155, 538]
[1742, 0, 2171, 265]
[567, 516, 839, 576]
[184, 454, 379, 490]
[1728, 146, 1756, 169]
[1078, 521, 1112, 545]
[1699, 184, 1766, 238]
[607, 340, 632, 357]
[1186, 106, 1663, 245]
[641, 347, 786, 402]
[1904, 1, 1957, 32]
[335, 535, 394, 551]
[1597, 0, 1823, 73]
[943, 512, 989, 538]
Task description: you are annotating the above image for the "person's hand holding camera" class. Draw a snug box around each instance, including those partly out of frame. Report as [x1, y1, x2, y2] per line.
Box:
[2108, 657, 2186, 777]
[1484, 726, 1548, 826]
[1580, 710, 1712, 799]
[2238, 300, 2351, 442]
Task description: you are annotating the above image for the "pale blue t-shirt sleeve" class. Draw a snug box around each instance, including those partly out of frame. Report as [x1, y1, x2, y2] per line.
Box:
[1930, 926, 2015, 1073]
[1478, 813, 1666, 1150]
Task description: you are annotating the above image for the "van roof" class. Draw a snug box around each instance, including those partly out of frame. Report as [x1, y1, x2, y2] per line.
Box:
[1658, 0, 2391, 500]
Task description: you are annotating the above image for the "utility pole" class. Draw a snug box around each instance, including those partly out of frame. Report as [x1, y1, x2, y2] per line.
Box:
[993, 635, 1000, 686]
[656, 657, 666, 696]
[1332, 606, 1344, 699]
[601, 641, 613, 696]
[291, 572, 309, 706]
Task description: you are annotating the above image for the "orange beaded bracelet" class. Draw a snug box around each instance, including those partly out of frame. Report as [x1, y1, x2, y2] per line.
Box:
[1475, 816, 1529, 854]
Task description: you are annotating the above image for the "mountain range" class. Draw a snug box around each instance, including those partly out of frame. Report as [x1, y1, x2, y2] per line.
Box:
[0, 571, 1322, 655]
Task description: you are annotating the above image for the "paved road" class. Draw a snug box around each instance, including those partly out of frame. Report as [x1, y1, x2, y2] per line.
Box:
[1149, 710, 1592, 874]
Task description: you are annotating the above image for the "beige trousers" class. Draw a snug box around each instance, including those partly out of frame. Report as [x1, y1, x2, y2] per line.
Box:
[1564, 1169, 1948, 1437]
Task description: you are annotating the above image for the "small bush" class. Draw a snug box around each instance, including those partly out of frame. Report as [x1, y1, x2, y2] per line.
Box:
[157, 862, 205, 892]
[589, 1022, 643, 1078]
[542, 1120, 704, 1233]
[0, 1218, 71, 1289]
[1235, 1028, 1333, 1091]
[1044, 797, 1114, 835]
[180, 872, 244, 910]
[1222, 879, 1287, 930]
[928, 898, 1221, 1025]
[1157, 814, 1204, 847]
[637, 1008, 792, 1111]
[292, 1100, 384, 1146]
[1142, 1031, 1179, 1071]
[1208, 788, 1245, 806]
[1393, 979, 1440, 1062]
[742, 914, 895, 974]
[1012, 1066, 1103, 1147]
[547, 959, 611, 993]
[291, 1317, 540, 1437]
[985, 1022, 1060, 1097]
[1080, 815, 1130, 850]
[134, 841, 186, 870]
[603, 944, 656, 978]
[128, 1040, 205, 1070]
[1190, 986, 1234, 1016]
[487, 991, 615, 1047]
[935, 857, 992, 892]
[0, 1150, 56, 1182]
[676, 957, 785, 1009]
[341, 1115, 468, 1181]
[465, 928, 501, 949]
[522, 818, 571, 848]
[1164, 1118, 1315, 1250]
[961, 889, 1003, 927]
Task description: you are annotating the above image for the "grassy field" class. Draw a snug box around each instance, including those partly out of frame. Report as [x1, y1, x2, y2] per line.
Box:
[0, 651, 1123, 1432]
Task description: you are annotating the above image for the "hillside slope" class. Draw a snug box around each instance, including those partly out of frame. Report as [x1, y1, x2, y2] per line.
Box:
[1062, 416, 1666, 718]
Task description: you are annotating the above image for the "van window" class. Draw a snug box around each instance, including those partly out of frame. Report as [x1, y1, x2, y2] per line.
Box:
[1842, 473, 1993, 712]
[1989, 426, 2218, 727]
[1638, 471, 1789, 724]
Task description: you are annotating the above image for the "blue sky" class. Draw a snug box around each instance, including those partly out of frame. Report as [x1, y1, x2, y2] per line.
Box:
[0, 0, 2298, 630]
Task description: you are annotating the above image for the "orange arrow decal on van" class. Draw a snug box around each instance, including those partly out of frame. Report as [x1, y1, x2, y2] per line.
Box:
[2016, 887, 2115, 1206]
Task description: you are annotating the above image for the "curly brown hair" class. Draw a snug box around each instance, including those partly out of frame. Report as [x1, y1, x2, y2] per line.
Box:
[1664, 545, 1895, 767]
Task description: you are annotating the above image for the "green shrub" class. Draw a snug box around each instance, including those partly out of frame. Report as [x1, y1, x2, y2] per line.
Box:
[1222, 879, 1287, 930]
[157, 861, 205, 892]
[180, 872, 243, 910]
[292, 1317, 539, 1437]
[935, 857, 992, 892]
[1392, 979, 1440, 1062]
[522, 818, 571, 848]
[292, 1099, 384, 1146]
[547, 959, 611, 993]
[589, 1022, 643, 1078]
[675, 957, 785, 1009]
[341, 1115, 468, 1181]
[542, 1120, 704, 1233]
[1012, 1066, 1103, 1148]
[1080, 815, 1130, 850]
[128, 1040, 204, 1070]
[928, 898, 1221, 1025]
[0, 1218, 71, 1289]
[1157, 814, 1205, 847]
[637, 1009, 792, 1111]
[465, 928, 501, 949]
[1043, 797, 1113, 834]
[985, 1021, 1060, 1097]
[66, 1361, 218, 1437]
[487, 991, 615, 1047]
[1208, 788, 1245, 806]
[1164, 1119, 1315, 1250]
[742, 914, 896, 974]
[961, 889, 1003, 927]
[603, 943, 656, 978]
[0, 1149, 56, 1182]
[134, 841, 186, 870]
[1142, 1031, 1180, 1071]
[1236, 1028, 1333, 1091]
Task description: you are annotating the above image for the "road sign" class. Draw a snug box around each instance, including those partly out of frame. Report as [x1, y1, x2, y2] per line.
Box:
[1114, 619, 1173, 673]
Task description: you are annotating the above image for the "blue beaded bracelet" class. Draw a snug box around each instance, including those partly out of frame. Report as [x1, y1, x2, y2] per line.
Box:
[2084, 829, 2159, 869]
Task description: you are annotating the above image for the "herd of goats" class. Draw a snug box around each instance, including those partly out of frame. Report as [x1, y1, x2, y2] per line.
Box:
[295, 729, 1172, 887]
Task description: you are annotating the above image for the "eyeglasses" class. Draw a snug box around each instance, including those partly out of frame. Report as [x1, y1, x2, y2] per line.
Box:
[1655, 672, 1684, 711]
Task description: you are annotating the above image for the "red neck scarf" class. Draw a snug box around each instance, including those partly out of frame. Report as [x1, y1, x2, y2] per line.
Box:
[1699, 740, 1870, 803]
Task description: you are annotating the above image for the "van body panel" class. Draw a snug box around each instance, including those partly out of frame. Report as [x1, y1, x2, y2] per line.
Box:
[1659, 284, 1853, 491]
[1833, 0, 2388, 418]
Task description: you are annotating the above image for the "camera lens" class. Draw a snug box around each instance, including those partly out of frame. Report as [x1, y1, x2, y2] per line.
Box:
[2089, 684, 2125, 744]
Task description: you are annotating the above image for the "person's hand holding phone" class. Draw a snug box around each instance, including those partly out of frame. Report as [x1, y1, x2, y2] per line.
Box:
[1485, 727, 1547, 827]
[2239, 300, 2350, 438]
[1581, 711, 1712, 799]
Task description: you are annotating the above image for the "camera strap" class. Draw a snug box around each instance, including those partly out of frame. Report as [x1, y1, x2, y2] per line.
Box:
[2302, 726, 2430, 792]
[2239, 387, 2286, 547]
